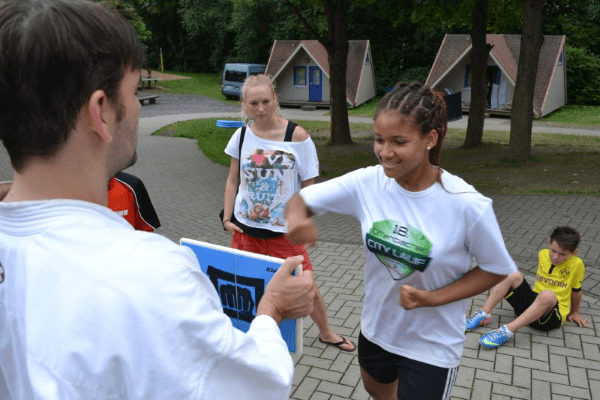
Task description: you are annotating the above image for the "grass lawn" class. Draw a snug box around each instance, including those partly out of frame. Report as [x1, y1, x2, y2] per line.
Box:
[154, 118, 600, 196]
[539, 104, 600, 126]
[157, 71, 239, 107]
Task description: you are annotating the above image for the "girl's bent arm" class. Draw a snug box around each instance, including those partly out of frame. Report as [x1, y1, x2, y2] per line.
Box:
[400, 267, 507, 309]
[285, 193, 317, 247]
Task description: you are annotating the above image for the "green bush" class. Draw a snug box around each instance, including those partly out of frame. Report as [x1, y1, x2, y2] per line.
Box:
[566, 46, 600, 105]
[375, 66, 431, 95]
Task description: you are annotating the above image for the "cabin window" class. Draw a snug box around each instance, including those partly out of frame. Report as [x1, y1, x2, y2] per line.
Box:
[294, 66, 307, 86]
[365, 53, 371, 65]
[558, 52, 563, 66]
[464, 65, 470, 88]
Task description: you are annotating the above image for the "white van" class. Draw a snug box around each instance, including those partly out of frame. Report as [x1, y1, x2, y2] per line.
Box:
[221, 63, 267, 99]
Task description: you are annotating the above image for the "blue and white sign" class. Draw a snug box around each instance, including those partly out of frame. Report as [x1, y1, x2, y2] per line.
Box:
[180, 238, 303, 355]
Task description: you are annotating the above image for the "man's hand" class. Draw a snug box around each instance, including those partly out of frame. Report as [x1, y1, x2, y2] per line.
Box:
[257, 256, 316, 324]
[567, 312, 589, 328]
[399, 284, 432, 310]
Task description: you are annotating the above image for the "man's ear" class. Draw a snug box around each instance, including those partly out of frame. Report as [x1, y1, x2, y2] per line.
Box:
[88, 89, 113, 143]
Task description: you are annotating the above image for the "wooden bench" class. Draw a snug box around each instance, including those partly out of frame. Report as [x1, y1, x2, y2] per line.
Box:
[137, 95, 159, 105]
[139, 77, 159, 89]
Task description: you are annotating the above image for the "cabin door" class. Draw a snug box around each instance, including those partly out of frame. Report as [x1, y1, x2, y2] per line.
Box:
[309, 66, 322, 102]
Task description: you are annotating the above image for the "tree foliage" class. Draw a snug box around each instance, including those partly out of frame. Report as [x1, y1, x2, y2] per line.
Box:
[565, 46, 600, 105]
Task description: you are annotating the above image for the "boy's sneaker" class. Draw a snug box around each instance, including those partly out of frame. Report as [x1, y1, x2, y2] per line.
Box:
[466, 309, 491, 331]
[480, 327, 512, 349]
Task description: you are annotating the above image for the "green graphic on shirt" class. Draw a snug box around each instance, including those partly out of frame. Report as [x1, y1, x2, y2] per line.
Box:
[365, 220, 432, 280]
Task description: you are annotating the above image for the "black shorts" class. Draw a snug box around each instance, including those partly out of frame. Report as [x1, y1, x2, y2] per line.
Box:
[358, 331, 458, 400]
[504, 279, 562, 331]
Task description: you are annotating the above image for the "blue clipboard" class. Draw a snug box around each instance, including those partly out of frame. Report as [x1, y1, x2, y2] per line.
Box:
[180, 238, 303, 355]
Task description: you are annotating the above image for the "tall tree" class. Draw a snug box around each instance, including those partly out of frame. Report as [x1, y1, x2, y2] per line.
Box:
[463, 0, 491, 148]
[509, 0, 544, 161]
[282, 0, 353, 144]
[411, 0, 522, 149]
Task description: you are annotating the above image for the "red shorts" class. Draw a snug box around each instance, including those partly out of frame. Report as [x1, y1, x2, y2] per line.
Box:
[230, 231, 313, 271]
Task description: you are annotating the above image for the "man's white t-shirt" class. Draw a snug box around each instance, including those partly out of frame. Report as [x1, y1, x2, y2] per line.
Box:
[300, 166, 518, 368]
[0, 200, 293, 399]
[225, 124, 319, 233]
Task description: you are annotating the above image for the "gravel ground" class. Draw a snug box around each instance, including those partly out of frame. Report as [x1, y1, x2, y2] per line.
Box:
[138, 90, 239, 119]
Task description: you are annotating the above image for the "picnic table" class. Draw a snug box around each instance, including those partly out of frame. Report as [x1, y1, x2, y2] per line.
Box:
[139, 77, 159, 90]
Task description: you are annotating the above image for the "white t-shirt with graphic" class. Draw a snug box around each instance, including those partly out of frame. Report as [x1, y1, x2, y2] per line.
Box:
[225, 124, 319, 233]
[300, 165, 517, 368]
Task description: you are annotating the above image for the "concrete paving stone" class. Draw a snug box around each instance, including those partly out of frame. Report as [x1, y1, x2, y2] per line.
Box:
[455, 366, 476, 388]
[531, 379, 551, 400]
[551, 382, 591, 399]
[292, 376, 320, 400]
[512, 365, 532, 389]
[568, 357, 600, 371]
[549, 346, 584, 359]
[476, 369, 512, 385]
[569, 365, 590, 388]
[590, 379, 600, 400]
[478, 347, 497, 362]
[461, 357, 494, 371]
[494, 354, 513, 374]
[292, 362, 311, 384]
[582, 343, 600, 361]
[566, 332, 584, 349]
[298, 355, 334, 369]
[496, 346, 532, 359]
[582, 336, 600, 346]
[462, 348, 479, 359]
[306, 392, 331, 400]
[590, 370, 600, 381]
[471, 379, 492, 400]
[316, 381, 354, 398]
[492, 382, 531, 399]
[490, 395, 512, 400]
[449, 386, 471, 399]
[339, 364, 362, 387]
[513, 356, 550, 372]
[308, 367, 344, 383]
[531, 369, 570, 385]
[329, 352, 355, 373]
[532, 343, 549, 362]
[549, 353, 569, 374]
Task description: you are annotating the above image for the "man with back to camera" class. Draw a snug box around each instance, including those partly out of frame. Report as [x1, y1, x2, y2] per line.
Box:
[0, 1, 316, 399]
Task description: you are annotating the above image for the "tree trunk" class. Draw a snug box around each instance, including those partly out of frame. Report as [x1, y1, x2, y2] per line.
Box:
[464, 0, 490, 149]
[509, 0, 544, 161]
[324, 0, 352, 144]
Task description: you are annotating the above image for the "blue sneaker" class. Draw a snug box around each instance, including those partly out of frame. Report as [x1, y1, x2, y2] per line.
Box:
[480, 327, 512, 349]
[466, 309, 491, 331]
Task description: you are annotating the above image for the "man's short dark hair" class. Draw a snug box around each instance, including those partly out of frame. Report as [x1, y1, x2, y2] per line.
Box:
[0, 0, 145, 171]
[550, 226, 581, 253]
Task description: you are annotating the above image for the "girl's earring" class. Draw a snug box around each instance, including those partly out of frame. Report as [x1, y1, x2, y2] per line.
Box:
[427, 147, 431, 150]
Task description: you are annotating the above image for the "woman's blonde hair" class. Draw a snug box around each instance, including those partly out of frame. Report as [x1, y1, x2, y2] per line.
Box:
[240, 74, 280, 124]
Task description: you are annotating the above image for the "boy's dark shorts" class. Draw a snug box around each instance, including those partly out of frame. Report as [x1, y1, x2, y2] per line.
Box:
[504, 279, 562, 331]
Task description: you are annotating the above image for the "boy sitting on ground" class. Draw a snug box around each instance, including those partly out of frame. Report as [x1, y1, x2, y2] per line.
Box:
[466, 226, 589, 349]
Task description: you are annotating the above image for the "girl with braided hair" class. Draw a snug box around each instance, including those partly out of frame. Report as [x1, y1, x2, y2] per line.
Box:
[286, 81, 517, 400]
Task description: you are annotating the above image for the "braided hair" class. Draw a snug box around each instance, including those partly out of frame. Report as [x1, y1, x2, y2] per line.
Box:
[374, 81, 447, 166]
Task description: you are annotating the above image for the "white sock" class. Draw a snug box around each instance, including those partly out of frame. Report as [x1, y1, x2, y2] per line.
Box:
[501, 325, 514, 337]
[480, 309, 491, 318]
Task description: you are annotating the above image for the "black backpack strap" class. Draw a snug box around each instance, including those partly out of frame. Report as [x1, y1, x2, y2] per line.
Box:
[238, 126, 246, 175]
[238, 126, 246, 158]
[284, 121, 297, 142]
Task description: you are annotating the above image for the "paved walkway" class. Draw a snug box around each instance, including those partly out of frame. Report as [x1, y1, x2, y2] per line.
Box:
[1, 110, 599, 400]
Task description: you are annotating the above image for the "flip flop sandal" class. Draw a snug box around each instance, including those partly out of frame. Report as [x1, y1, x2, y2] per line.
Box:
[318, 336, 356, 352]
